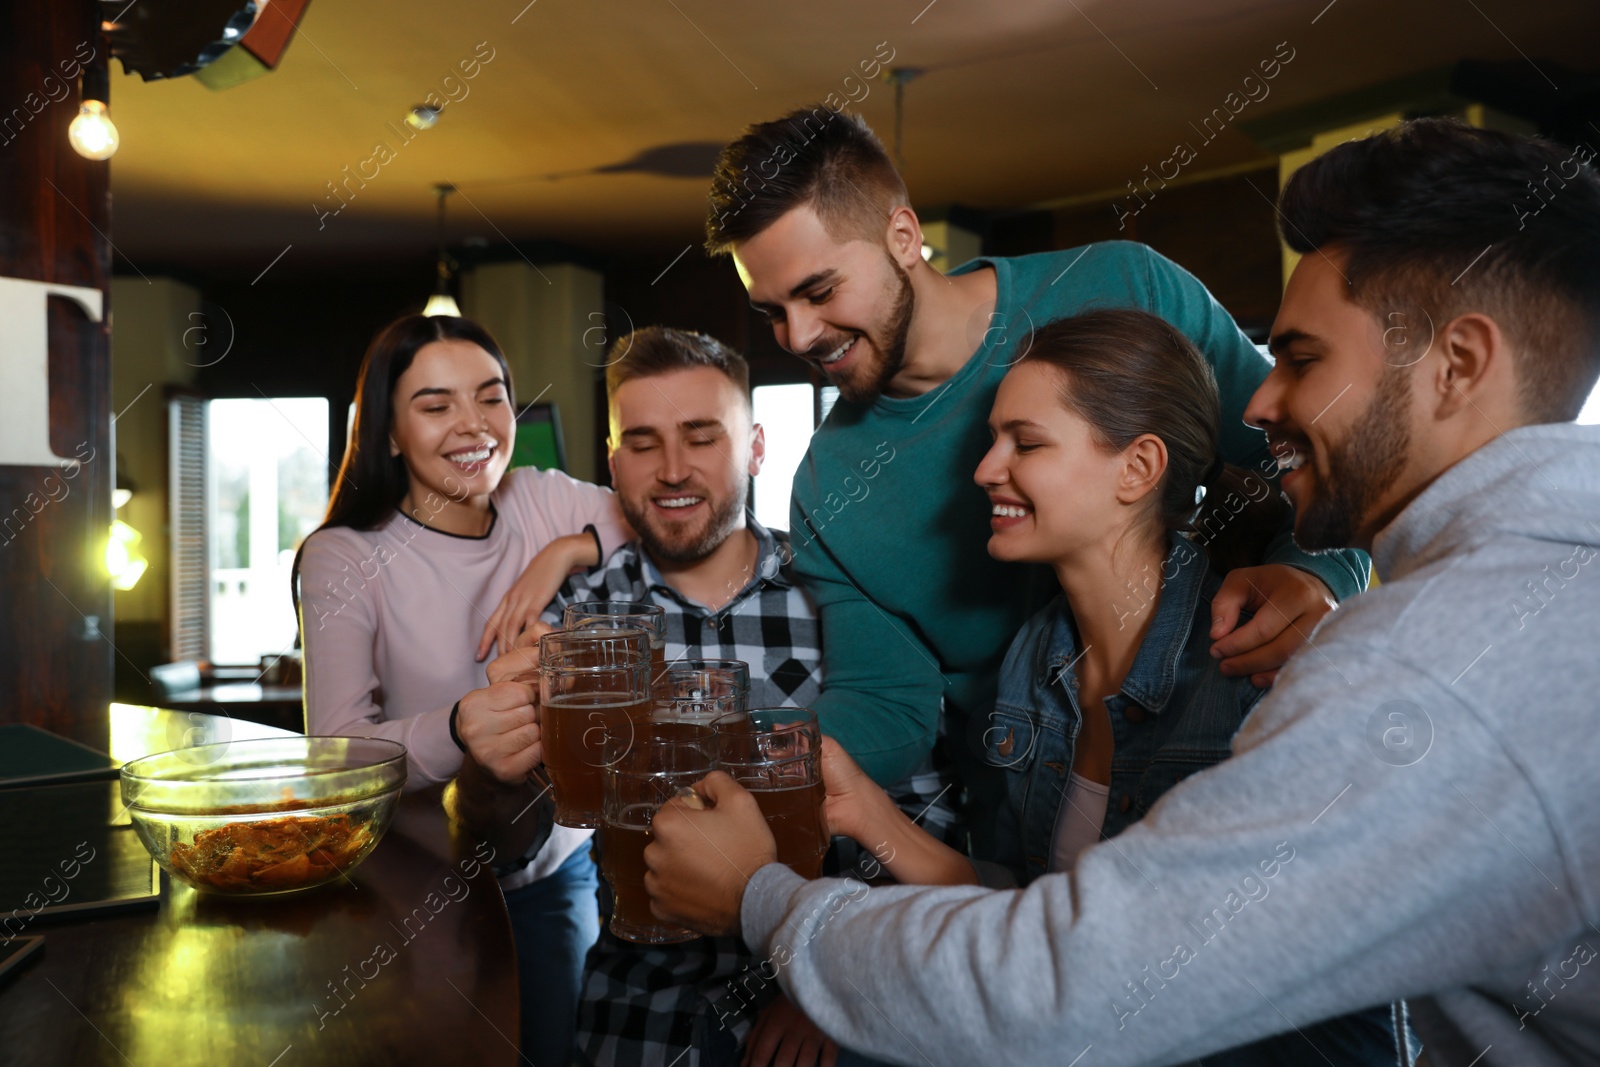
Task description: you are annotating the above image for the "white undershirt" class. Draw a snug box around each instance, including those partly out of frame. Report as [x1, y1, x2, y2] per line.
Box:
[1049, 771, 1112, 872]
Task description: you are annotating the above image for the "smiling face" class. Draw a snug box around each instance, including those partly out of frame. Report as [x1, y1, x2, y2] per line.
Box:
[1244, 250, 1422, 552]
[734, 204, 914, 405]
[609, 366, 764, 565]
[975, 362, 1145, 564]
[388, 338, 513, 524]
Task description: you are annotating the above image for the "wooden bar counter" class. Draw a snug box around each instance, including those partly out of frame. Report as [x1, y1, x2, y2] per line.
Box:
[0, 706, 520, 1066]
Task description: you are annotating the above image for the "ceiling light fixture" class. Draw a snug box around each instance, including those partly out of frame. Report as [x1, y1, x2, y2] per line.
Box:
[422, 291, 461, 317]
[422, 182, 462, 318]
[405, 105, 441, 131]
[69, 65, 119, 161]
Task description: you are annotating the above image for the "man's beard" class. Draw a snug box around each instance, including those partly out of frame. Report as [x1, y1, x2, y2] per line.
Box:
[1293, 367, 1412, 552]
[832, 257, 914, 405]
[621, 482, 749, 566]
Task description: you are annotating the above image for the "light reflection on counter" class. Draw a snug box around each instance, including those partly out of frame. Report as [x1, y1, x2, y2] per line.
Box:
[110, 702, 291, 766]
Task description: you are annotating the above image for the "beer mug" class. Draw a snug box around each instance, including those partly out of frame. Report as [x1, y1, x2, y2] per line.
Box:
[714, 707, 827, 879]
[653, 663, 749, 726]
[599, 721, 716, 944]
[538, 628, 651, 828]
[564, 601, 668, 693]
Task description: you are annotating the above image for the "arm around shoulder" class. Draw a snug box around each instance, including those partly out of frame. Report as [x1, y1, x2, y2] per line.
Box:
[509, 465, 633, 558]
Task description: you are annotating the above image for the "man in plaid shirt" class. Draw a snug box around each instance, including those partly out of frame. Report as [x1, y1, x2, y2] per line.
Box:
[457, 326, 954, 1066]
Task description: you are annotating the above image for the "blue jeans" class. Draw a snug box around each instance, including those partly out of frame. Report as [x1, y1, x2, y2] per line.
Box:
[504, 844, 601, 1067]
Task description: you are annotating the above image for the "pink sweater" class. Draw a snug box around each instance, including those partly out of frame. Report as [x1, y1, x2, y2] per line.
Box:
[298, 467, 628, 882]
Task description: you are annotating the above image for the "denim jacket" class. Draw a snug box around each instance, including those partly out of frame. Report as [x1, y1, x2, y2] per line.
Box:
[980, 534, 1265, 887]
[975, 536, 1408, 1066]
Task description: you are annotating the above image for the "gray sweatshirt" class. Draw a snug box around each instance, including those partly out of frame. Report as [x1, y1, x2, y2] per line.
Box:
[742, 422, 1600, 1067]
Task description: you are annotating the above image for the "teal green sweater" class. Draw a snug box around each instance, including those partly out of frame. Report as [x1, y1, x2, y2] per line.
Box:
[788, 241, 1370, 786]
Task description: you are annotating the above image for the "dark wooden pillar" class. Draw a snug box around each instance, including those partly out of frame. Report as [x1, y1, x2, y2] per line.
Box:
[0, 2, 114, 750]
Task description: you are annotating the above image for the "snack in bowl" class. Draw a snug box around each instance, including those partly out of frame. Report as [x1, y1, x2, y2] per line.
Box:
[168, 810, 375, 892]
[121, 737, 406, 897]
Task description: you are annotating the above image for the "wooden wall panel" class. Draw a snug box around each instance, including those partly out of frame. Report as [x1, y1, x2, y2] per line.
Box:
[0, 2, 114, 749]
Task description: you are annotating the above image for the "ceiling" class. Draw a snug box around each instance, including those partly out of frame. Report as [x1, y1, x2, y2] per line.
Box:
[108, 0, 1599, 276]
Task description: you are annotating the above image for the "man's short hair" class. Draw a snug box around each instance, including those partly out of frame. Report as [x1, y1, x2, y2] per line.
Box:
[606, 327, 751, 415]
[1279, 117, 1600, 423]
[704, 105, 909, 255]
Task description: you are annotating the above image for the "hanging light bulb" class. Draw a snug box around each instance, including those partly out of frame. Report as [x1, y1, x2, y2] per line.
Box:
[70, 99, 120, 161]
[423, 183, 461, 317]
[70, 63, 119, 161]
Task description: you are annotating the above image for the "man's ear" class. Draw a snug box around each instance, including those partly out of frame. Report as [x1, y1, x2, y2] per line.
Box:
[607, 440, 618, 487]
[1117, 433, 1168, 507]
[885, 205, 924, 272]
[748, 423, 767, 477]
[1430, 312, 1506, 420]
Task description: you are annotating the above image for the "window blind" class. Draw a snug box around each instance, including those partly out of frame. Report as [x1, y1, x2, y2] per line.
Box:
[168, 394, 209, 662]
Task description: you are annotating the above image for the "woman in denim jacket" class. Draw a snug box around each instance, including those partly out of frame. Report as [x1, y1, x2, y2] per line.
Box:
[821, 309, 1410, 1066]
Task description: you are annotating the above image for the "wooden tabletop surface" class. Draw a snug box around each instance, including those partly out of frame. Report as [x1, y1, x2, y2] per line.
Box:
[0, 706, 520, 1067]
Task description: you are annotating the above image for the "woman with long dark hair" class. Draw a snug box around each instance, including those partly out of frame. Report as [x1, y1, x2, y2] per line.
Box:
[295, 313, 628, 1067]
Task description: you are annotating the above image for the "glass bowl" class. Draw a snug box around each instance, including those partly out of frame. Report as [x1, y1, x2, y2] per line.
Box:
[120, 736, 407, 897]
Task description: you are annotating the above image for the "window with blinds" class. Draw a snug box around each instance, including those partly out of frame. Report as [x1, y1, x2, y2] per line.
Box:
[168, 394, 210, 662]
[166, 394, 329, 666]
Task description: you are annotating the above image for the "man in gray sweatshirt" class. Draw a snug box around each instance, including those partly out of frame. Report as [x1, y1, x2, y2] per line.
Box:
[642, 117, 1600, 1066]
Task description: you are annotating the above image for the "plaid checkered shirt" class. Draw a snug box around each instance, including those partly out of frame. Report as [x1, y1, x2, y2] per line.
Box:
[543, 518, 958, 1067]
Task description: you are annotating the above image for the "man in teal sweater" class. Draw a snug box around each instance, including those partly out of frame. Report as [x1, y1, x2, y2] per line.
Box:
[703, 106, 1367, 825]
